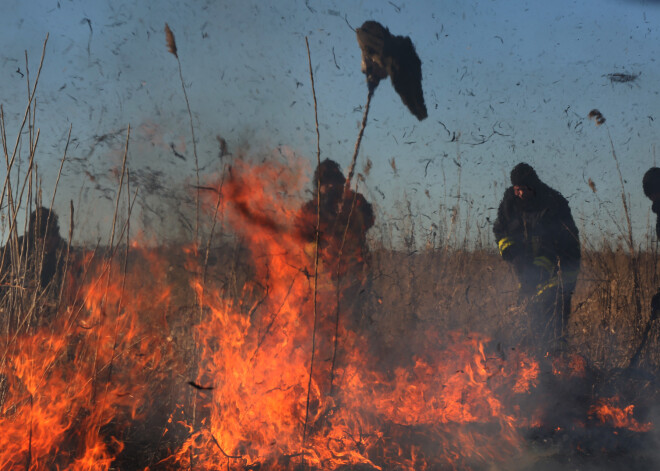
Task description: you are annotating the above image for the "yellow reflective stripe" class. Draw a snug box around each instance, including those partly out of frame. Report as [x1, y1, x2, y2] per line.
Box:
[498, 237, 514, 255]
[533, 256, 555, 273]
[535, 271, 579, 296]
[536, 278, 558, 296]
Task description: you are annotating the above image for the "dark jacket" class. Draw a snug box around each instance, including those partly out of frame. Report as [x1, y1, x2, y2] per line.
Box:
[1, 234, 67, 293]
[493, 183, 580, 293]
[295, 189, 374, 276]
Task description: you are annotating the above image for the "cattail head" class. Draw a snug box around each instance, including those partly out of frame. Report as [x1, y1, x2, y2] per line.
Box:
[588, 109, 606, 126]
[165, 23, 178, 58]
[588, 178, 597, 193]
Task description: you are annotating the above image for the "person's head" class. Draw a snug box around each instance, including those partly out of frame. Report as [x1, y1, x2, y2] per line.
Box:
[28, 206, 61, 252]
[314, 159, 345, 196]
[510, 162, 540, 201]
[643, 167, 660, 237]
[643, 167, 660, 203]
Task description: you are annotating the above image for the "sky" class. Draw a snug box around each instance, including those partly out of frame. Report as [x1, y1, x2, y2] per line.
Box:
[1, 0, 660, 247]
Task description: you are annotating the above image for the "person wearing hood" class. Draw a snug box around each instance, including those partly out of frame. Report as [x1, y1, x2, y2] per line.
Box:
[493, 163, 581, 351]
[295, 159, 375, 280]
[643, 167, 660, 239]
[0, 206, 74, 327]
[294, 159, 375, 397]
[1, 207, 66, 291]
[642, 167, 660, 343]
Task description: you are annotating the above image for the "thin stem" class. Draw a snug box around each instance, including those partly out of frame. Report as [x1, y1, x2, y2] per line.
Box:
[301, 36, 321, 465]
[176, 57, 200, 242]
[345, 88, 374, 188]
[329, 181, 360, 395]
[109, 125, 130, 251]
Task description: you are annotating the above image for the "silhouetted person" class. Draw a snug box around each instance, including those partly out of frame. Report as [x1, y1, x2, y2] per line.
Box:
[627, 168, 660, 367]
[643, 167, 660, 239]
[493, 163, 581, 352]
[643, 167, 660, 326]
[295, 159, 375, 397]
[356, 20, 427, 120]
[1, 207, 68, 317]
[295, 159, 374, 282]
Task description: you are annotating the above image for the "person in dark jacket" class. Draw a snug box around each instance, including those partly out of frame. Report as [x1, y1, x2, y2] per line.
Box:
[2, 207, 65, 288]
[643, 167, 660, 238]
[1, 207, 69, 324]
[643, 167, 660, 327]
[493, 163, 581, 351]
[294, 159, 375, 397]
[295, 159, 375, 281]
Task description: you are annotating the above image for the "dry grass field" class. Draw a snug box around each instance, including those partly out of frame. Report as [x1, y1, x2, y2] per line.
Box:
[1, 37, 659, 470]
[4, 225, 660, 470]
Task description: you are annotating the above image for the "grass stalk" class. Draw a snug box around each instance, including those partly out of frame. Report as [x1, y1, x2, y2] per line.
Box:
[165, 23, 200, 243]
[602, 126, 644, 365]
[90, 125, 130, 403]
[345, 88, 373, 187]
[301, 36, 321, 467]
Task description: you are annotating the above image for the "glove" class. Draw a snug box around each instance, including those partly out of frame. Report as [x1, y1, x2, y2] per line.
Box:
[498, 237, 520, 262]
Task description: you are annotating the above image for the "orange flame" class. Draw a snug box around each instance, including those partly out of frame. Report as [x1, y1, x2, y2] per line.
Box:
[166, 157, 550, 469]
[589, 396, 652, 433]
[1, 155, 653, 469]
[0, 246, 176, 469]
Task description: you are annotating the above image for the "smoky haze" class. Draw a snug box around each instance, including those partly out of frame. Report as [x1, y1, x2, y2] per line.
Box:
[0, 0, 658, 246]
[1, 1, 660, 468]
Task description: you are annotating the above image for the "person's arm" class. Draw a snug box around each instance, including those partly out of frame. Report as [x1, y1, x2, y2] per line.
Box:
[293, 201, 317, 242]
[555, 197, 581, 265]
[355, 193, 375, 232]
[493, 191, 522, 262]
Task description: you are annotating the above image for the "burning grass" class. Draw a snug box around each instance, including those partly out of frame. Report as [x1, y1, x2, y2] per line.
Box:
[1, 157, 660, 470]
[2, 34, 659, 470]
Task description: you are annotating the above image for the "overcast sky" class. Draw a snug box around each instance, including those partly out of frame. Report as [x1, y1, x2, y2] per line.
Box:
[2, 0, 660, 246]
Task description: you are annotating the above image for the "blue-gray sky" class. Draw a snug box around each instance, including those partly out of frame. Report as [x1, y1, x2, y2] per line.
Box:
[2, 0, 660, 246]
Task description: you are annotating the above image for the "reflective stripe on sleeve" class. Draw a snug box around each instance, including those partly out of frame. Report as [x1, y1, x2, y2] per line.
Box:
[533, 256, 555, 273]
[535, 270, 579, 296]
[498, 237, 514, 256]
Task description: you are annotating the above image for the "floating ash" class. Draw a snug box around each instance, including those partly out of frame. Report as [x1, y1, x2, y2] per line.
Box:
[605, 71, 640, 85]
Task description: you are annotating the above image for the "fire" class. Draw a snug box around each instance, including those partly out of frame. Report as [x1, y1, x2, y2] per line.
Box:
[0, 154, 654, 469]
[589, 397, 652, 433]
[167, 156, 550, 469]
[0, 246, 176, 469]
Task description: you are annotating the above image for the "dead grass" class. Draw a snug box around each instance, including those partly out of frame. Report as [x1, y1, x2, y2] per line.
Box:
[154, 234, 660, 375]
[357, 242, 660, 373]
[1, 34, 659, 471]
